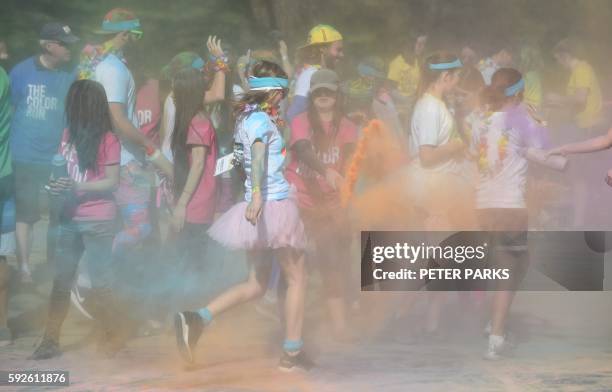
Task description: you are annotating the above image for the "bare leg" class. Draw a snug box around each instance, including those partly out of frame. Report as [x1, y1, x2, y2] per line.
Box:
[277, 248, 306, 342]
[15, 222, 32, 280]
[205, 250, 271, 317]
[490, 290, 515, 336]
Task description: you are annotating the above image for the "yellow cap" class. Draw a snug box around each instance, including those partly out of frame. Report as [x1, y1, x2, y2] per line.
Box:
[303, 24, 343, 47]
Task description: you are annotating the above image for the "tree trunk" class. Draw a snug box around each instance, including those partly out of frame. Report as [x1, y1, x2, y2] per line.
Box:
[249, 0, 316, 47]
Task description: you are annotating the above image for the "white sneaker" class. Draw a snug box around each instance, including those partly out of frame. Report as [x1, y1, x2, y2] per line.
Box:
[484, 334, 506, 360]
[20, 263, 33, 283]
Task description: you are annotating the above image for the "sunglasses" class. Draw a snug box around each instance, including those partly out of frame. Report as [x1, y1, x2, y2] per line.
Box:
[312, 88, 337, 98]
[130, 30, 143, 40]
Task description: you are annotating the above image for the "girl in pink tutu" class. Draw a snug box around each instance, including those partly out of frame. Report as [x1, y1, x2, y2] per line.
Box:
[174, 61, 312, 372]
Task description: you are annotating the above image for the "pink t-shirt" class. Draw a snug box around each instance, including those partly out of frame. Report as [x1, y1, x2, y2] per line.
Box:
[185, 116, 218, 224]
[285, 112, 358, 209]
[59, 130, 121, 221]
[136, 79, 161, 145]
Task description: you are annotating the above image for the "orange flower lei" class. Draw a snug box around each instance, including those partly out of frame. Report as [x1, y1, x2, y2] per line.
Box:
[341, 119, 387, 207]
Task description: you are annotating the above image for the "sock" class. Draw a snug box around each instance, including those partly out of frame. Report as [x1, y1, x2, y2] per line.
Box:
[283, 339, 303, 355]
[197, 307, 213, 325]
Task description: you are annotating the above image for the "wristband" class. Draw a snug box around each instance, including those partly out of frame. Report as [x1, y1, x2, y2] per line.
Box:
[213, 59, 230, 73]
[207, 54, 230, 73]
[252, 185, 261, 194]
[209, 53, 228, 63]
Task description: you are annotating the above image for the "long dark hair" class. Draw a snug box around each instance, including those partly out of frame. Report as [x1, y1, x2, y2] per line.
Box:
[65, 80, 113, 174]
[234, 60, 288, 121]
[482, 68, 523, 112]
[307, 89, 344, 152]
[171, 68, 206, 197]
[416, 51, 461, 98]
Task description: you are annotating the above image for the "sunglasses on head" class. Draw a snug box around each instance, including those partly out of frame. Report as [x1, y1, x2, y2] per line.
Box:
[130, 30, 143, 40]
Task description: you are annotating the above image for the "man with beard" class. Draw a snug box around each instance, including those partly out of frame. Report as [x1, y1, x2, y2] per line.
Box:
[287, 24, 344, 122]
[79, 8, 157, 261]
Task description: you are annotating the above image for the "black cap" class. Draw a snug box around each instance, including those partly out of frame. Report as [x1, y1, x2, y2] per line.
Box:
[40, 23, 79, 44]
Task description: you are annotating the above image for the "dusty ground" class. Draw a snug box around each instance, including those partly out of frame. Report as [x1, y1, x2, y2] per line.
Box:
[1, 217, 612, 391]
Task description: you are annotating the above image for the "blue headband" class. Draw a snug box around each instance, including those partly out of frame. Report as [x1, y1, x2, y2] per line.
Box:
[428, 59, 462, 70]
[505, 79, 525, 97]
[248, 76, 289, 90]
[191, 57, 205, 70]
[101, 19, 141, 32]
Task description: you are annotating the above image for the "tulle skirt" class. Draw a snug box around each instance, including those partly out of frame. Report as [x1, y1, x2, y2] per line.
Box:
[208, 197, 306, 251]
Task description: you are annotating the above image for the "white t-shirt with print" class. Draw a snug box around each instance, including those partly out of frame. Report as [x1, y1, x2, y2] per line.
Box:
[94, 54, 139, 165]
[409, 93, 459, 175]
[469, 106, 546, 209]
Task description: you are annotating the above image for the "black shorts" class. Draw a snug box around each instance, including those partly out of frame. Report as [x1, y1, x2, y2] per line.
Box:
[478, 209, 529, 291]
[13, 162, 51, 224]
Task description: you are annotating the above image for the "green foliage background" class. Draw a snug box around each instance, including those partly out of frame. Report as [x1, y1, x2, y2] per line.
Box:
[2, 0, 612, 89]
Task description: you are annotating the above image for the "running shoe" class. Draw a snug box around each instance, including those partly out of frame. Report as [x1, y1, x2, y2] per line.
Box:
[483, 334, 507, 360]
[30, 337, 61, 360]
[278, 350, 315, 372]
[20, 263, 33, 283]
[174, 311, 204, 363]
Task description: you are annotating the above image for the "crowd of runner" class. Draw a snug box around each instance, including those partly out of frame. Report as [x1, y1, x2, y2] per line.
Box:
[0, 7, 609, 371]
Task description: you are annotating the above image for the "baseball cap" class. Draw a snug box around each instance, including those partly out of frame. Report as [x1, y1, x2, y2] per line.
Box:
[40, 22, 79, 44]
[309, 69, 340, 93]
[300, 24, 343, 49]
[161, 52, 205, 80]
[94, 8, 142, 35]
